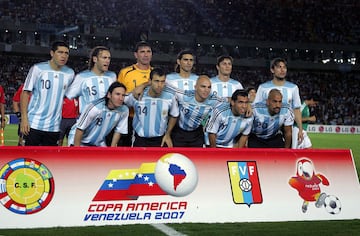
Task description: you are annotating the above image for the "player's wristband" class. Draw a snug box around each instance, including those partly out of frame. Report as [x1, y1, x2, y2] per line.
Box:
[16, 112, 21, 118]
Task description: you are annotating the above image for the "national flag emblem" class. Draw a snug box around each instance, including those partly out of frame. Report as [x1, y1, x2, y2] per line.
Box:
[227, 161, 263, 206]
[92, 163, 166, 201]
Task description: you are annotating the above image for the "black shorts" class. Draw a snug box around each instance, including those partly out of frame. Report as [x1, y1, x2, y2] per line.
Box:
[24, 128, 60, 146]
[59, 118, 76, 139]
[171, 125, 204, 147]
[248, 133, 285, 148]
[133, 133, 164, 147]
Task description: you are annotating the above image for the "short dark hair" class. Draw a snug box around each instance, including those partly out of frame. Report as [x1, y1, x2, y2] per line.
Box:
[177, 49, 194, 60]
[150, 67, 165, 80]
[307, 94, 320, 102]
[134, 41, 151, 52]
[217, 55, 233, 65]
[270, 57, 287, 69]
[231, 89, 248, 102]
[51, 41, 69, 52]
[88, 46, 110, 69]
[175, 49, 195, 73]
[246, 86, 256, 93]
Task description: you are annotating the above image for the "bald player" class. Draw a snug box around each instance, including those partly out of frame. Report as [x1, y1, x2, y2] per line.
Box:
[165, 75, 225, 147]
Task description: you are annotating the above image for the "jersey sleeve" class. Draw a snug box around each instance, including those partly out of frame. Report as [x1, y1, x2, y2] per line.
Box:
[114, 107, 129, 135]
[65, 74, 83, 99]
[284, 107, 295, 126]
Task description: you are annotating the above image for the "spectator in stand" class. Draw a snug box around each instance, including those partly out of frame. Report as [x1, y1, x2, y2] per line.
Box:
[58, 97, 79, 146]
[166, 49, 198, 91]
[117, 41, 153, 146]
[20, 41, 74, 146]
[292, 94, 320, 149]
[0, 85, 5, 129]
[249, 89, 294, 148]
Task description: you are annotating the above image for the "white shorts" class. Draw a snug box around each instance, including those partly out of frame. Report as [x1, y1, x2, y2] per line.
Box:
[292, 126, 312, 149]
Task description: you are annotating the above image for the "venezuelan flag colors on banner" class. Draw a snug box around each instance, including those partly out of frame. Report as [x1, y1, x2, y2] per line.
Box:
[0, 147, 359, 229]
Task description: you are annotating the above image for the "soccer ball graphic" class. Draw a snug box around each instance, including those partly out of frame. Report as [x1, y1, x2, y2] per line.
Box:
[155, 153, 198, 197]
[324, 195, 341, 214]
[239, 178, 252, 192]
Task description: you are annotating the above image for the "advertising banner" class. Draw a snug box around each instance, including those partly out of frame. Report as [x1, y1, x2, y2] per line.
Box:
[0, 147, 359, 229]
[307, 124, 360, 134]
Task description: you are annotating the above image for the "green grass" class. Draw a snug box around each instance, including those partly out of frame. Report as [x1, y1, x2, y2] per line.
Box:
[0, 125, 359, 235]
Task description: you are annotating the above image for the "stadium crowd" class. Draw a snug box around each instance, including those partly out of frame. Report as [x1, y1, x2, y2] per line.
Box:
[1, 0, 359, 45]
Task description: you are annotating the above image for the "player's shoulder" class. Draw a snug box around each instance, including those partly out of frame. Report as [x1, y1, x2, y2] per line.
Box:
[166, 72, 178, 80]
[284, 80, 298, 88]
[105, 71, 117, 79]
[259, 80, 274, 88]
[120, 64, 136, 73]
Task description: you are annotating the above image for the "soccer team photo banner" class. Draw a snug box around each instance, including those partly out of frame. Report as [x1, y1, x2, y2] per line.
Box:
[0, 147, 359, 228]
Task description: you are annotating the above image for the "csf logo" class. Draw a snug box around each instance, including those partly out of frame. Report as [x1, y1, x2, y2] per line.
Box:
[227, 161, 263, 207]
[0, 158, 55, 214]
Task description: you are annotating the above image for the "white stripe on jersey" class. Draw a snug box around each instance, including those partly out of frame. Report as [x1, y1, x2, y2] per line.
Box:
[24, 61, 74, 132]
[68, 98, 129, 146]
[126, 88, 179, 137]
[206, 103, 252, 148]
[254, 80, 301, 109]
[166, 72, 198, 91]
[176, 90, 223, 131]
[210, 76, 243, 98]
[66, 70, 116, 113]
[251, 102, 294, 139]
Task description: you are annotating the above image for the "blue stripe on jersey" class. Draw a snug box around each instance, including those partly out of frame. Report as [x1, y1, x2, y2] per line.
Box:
[130, 88, 177, 138]
[176, 90, 222, 131]
[254, 80, 301, 109]
[66, 70, 116, 113]
[69, 98, 128, 146]
[206, 102, 252, 147]
[252, 102, 293, 139]
[25, 62, 74, 132]
[166, 72, 198, 91]
[210, 76, 243, 98]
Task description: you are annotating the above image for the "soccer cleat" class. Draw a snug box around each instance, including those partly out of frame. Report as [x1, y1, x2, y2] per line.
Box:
[302, 201, 309, 213]
[315, 192, 327, 208]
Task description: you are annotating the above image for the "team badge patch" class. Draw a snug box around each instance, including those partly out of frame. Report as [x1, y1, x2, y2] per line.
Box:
[227, 161, 263, 206]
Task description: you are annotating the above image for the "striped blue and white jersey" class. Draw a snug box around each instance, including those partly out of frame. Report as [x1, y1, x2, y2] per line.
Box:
[23, 61, 74, 132]
[254, 80, 301, 109]
[68, 98, 129, 146]
[125, 87, 179, 138]
[175, 90, 224, 131]
[251, 102, 294, 139]
[65, 70, 116, 113]
[206, 102, 253, 148]
[210, 76, 243, 98]
[166, 72, 198, 91]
